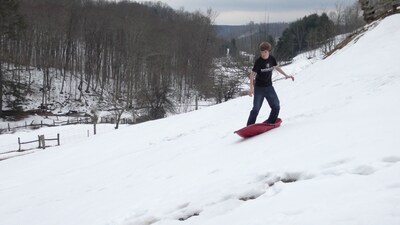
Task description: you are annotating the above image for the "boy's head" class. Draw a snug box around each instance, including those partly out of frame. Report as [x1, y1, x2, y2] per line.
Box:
[259, 42, 271, 52]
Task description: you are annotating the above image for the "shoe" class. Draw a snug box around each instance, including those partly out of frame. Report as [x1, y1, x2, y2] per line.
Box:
[263, 120, 273, 125]
[263, 118, 280, 126]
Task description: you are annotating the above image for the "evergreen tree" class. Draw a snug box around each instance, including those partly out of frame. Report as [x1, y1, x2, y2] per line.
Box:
[275, 13, 335, 61]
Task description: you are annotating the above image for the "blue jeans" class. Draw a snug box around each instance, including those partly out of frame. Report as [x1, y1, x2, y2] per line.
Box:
[247, 86, 280, 125]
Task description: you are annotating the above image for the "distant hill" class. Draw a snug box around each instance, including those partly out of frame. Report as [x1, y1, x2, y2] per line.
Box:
[214, 23, 289, 41]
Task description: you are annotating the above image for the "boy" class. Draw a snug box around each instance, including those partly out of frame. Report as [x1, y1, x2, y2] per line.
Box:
[247, 42, 294, 126]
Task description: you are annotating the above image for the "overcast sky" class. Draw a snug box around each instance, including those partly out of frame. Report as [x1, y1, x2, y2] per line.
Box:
[141, 0, 357, 25]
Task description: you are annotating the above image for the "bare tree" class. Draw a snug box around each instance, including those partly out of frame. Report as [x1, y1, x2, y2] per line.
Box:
[213, 56, 250, 103]
[0, 0, 25, 115]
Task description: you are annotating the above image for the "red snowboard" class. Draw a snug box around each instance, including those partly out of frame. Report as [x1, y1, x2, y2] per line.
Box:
[234, 118, 282, 138]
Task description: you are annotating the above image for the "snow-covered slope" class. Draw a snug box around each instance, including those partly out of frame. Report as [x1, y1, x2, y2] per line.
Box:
[1, 14, 400, 225]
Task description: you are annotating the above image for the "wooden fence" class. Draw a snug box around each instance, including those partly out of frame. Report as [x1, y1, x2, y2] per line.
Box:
[99, 117, 133, 124]
[359, 0, 400, 22]
[0, 116, 92, 133]
[1, 116, 136, 134]
[18, 134, 60, 151]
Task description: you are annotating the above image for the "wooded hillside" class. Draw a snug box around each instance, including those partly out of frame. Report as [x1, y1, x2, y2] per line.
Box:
[0, 0, 218, 120]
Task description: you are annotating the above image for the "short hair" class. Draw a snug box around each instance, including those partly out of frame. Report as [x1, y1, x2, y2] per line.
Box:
[259, 42, 271, 51]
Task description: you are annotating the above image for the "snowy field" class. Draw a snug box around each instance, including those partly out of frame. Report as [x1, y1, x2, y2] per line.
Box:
[0, 14, 400, 225]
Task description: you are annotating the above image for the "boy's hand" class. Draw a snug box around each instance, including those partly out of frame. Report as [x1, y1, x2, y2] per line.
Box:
[286, 75, 295, 81]
[248, 88, 254, 97]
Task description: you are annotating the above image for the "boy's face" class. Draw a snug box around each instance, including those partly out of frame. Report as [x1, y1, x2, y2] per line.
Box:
[261, 50, 269, 59]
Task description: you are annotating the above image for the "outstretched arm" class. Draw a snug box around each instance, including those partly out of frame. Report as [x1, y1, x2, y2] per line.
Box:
[248, 71, 255, 97]
[275, 66, 294, 81]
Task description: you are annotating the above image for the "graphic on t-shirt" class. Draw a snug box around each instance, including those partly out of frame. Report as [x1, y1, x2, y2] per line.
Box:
[261, 63, 274, 72]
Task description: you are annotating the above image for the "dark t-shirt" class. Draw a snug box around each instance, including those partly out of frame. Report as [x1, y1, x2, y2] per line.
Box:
[252, 55, 277, 87]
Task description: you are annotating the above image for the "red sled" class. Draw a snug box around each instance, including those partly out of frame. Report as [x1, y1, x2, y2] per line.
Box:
[234, 118, 282, 138]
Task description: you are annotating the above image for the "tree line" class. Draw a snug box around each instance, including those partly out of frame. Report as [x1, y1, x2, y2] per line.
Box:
[225, 2, 365, 62]
[275, 2, 365, 61]
[0, 0, 218, 120]
[274, 13, 336, 61]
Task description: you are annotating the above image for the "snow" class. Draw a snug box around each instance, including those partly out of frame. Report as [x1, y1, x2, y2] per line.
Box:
[1, 14, 400, 225]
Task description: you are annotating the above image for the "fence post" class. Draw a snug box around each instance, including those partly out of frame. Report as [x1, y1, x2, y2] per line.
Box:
[8, 123, 10, 131]
[38, 135, 41, 148]
[39, 135, 45, 149]
[57, 133, 60, 146]
[18, 137, 21, 151]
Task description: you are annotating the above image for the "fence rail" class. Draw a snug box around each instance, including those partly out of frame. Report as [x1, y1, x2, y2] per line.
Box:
[359, 0, 400, 22]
